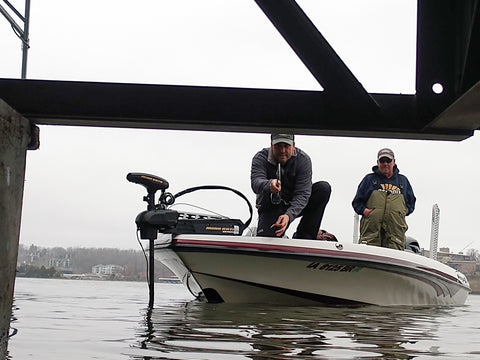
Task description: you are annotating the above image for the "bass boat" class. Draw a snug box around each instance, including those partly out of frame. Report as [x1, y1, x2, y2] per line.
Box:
[127, 173, 471, 306]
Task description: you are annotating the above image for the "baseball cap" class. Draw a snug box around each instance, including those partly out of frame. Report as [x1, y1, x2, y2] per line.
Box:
[377, 148, 395, 160]
[271, 133, 294, 145]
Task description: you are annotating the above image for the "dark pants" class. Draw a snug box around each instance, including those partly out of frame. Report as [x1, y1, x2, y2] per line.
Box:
[256, 181, 331, 239]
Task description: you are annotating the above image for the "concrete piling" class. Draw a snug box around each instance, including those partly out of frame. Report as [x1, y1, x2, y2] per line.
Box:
[0, 99, 38, 358]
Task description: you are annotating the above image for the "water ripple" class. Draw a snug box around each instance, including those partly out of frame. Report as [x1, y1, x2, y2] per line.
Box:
[9, 279, 480, 360]
[132, 300, 480, 359]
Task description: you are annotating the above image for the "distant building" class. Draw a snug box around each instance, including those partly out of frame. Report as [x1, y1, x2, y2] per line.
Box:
[92, 264, 124, 275]
[48, 257, 73, 274]
[423, 248, 477, 275]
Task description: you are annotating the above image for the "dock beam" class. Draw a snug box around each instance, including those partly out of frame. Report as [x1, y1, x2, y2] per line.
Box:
[0, 99, 38, 358]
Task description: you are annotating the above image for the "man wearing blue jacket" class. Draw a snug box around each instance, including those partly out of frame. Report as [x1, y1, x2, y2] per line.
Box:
[352, 148, 416, 250]
[251, 133, 331, 239]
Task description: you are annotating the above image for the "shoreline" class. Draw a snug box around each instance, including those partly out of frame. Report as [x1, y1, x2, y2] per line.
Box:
[466, 274, 480, 294]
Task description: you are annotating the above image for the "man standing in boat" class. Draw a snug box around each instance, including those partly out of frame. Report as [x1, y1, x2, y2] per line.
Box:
[352, 148, 416, 250]
[250, 133, 331, 238]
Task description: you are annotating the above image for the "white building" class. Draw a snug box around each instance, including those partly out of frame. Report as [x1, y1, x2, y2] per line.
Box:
[91, 264, 124, 275]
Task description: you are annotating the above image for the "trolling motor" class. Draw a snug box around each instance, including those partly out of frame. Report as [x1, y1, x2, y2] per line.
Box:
[127, 172, 253, 308]
[127, 172, 179, 308]
[128, 172, 253, 241]
[126, 172, 178, 240]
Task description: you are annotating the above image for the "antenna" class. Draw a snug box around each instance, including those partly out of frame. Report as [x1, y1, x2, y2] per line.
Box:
[459, 241, 474, 254]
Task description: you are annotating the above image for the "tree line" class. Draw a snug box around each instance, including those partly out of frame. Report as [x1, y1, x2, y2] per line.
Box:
[17, 244, 174, 281]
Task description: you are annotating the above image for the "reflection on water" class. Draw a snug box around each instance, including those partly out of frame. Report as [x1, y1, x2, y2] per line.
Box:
[9, 279, 480, 360]
[134, 301, 471, 360]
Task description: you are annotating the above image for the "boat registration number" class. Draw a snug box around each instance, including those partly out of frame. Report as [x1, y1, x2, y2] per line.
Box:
[306, 262, 361, 272]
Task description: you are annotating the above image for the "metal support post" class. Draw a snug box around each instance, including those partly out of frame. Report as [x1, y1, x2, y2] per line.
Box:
[0, 0, 31, 78]
[21, 0, 31, 79]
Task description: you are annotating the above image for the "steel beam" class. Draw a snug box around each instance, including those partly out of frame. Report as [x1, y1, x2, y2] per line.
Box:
[459, 0, 480, 93]
[416, 0, 480, 123]
[0, 78, 475, 140]
[255, 0, 380, 121]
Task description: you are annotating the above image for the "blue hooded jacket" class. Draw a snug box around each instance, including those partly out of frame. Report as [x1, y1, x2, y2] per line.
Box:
[352, 165, 416, 216]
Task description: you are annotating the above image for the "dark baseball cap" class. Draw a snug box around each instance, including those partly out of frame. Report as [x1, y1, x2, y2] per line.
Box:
[271, 133, 294, 145]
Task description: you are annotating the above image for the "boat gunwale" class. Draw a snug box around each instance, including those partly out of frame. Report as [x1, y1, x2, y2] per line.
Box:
[169, 235, 471, 292]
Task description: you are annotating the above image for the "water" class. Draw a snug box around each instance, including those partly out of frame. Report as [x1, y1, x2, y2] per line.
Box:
[8, 278, 480, 359]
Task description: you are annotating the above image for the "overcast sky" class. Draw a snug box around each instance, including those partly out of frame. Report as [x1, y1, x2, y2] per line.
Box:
[1, 0, 479, 253]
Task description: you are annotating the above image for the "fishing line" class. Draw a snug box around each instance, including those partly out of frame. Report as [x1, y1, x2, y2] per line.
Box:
[169, 202, 227, 218]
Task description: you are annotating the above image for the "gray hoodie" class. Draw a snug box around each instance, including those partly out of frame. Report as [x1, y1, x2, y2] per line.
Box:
[250, 147, 312, 221]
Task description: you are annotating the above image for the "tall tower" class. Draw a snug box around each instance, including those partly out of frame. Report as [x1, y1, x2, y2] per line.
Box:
[429, 204, 440, 260]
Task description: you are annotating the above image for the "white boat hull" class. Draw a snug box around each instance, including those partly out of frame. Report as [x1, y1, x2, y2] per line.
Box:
[155, 234, 471, 306]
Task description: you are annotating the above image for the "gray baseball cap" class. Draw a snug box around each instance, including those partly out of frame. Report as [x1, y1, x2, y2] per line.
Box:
[377, 148, 395, 160]
[271, 133, 294, 145]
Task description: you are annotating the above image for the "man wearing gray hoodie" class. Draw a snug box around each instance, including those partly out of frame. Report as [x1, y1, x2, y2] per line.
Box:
[251, 133, 331, 239]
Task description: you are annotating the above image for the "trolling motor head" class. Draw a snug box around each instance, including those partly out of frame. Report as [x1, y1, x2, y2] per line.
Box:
[126, 172, 169, 192]
[127, 172, 178, 240]
[126, 173, 171, 209]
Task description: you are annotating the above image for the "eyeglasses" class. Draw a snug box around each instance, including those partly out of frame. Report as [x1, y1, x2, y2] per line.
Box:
[379, 157, 393, 164]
